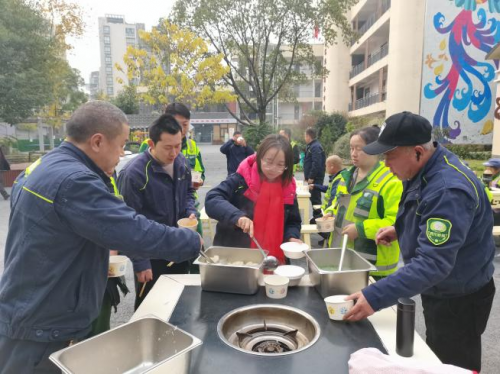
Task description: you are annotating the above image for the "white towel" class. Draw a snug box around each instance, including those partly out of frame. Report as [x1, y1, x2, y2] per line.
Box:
[348, 348, 474, 374]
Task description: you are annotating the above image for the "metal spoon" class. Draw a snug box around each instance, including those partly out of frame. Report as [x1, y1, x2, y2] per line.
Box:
[251, 236, 279, 271]
[199, 250, 216, 264]
[338, 233, 348, 271]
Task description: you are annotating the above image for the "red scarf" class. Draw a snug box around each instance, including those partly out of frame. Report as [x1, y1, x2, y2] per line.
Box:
[250, 181, 285, 264]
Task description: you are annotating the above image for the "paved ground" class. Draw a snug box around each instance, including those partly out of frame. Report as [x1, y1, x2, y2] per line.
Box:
[1, 144, 500, 372]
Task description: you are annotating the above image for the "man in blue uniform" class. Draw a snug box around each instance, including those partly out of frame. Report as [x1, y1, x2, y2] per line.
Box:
[344, 112, 495, 372]
[303, 127, 326, 220]
[117, 114, 197, 309]
[0, 101, 202, 374]
[220, 130, 254, 175]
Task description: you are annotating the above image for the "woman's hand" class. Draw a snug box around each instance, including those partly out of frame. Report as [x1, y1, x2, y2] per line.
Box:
[341, 223, 358, 240]
[288, 238, 303, 244]
[237, 216, 254, 237]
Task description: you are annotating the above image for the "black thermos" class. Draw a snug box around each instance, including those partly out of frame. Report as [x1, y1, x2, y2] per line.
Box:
[396, 297, 415, 357]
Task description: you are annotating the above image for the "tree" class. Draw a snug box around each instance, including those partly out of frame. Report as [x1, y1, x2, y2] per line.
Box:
[112, 85, 140, 115]
[172, 0, 356, 126]
[118, 20, 236, 110]
[0, 0, 85, 125]
[316, 112, 348, 155]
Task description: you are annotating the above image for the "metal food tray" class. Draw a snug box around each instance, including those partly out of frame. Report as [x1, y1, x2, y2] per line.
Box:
[194, 246, 264, 295]
[305, 248, 377, 298]
[50, 316, 202, 374]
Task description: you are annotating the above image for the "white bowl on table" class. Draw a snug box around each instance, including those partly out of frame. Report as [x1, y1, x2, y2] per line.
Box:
[274, 265, 305, 287]
[280, 242, 310, 259]
[324, 295, 354, 321]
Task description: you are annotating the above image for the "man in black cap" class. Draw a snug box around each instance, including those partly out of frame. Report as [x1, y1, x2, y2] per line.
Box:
[343, 111, 495, 372]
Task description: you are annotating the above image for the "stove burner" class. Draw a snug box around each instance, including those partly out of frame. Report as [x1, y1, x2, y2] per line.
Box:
[235, 320, 299, 354]
[252, 340, 292, 353]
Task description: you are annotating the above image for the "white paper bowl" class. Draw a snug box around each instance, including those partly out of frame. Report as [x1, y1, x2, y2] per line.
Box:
[274, 265, 305, 287]
[264, 275, 289, 299]
[316, 216, 335, 233]
[280, 242, 310, 259]
[324, 295, 354, 321]
[177, 218, 198, 231]
[109, 255, 128, 277]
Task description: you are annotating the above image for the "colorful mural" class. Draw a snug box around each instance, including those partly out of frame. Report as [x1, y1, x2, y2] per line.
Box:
[420, 0, 500, 144]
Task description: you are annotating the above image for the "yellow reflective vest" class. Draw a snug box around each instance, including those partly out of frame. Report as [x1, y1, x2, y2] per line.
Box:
[325, 162, 403, 277]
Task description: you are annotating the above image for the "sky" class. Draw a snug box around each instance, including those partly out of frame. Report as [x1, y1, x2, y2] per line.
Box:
[66, 0, 176, 85]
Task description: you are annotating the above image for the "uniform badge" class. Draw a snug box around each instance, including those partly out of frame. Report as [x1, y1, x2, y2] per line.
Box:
[426, 218, 452, 245]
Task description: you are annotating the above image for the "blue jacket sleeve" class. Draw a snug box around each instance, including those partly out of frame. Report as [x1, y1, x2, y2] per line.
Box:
[205, 175, 246, 226]
[284, 198, 302, 240]
[54, 171, 201, 264]
[313, 184, 328, 193]
[309, 144, 324, 180]
[220, 140, 233, 155]
[362, 188, 476, 311]
[117, 166, 151, 272]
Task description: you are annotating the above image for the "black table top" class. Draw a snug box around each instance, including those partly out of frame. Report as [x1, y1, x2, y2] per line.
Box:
[169, 286, 387, 374]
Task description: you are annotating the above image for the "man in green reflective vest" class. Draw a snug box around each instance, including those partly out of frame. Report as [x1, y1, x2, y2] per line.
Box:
[165, 103, 206, 237]
[279, 128, 300, 173]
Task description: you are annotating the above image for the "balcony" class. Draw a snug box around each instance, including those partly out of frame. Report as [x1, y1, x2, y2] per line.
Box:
[348, 92, 386, 111]
[349, 44, 389, 78]
[351, 0, 391, 45]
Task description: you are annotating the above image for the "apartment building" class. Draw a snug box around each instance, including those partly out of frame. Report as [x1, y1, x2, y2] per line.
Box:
[324, 0, 425, 119]
[277, 44, 324, 126]
[89, 71, 100, 100]
[324, 0, 500, 145]
[98, 15, 145, 97]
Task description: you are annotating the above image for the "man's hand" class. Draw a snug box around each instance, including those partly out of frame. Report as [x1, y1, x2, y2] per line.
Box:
[343, 291, 375, 321]
[375, 226, 397, 246]
[308, 184, 314, 191]
[288, 237, 303, 244]
[237, 216, 254, 237]
[342, 223, 358, 240]
[136, 269, 153, 283]
[323, 212, 333, 218]
[189, 213, 197, 220]
[307, 178, 314, 184]
[239, 139, 247, 147]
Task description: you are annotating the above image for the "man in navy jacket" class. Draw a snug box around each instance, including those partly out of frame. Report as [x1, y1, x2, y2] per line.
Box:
[220, 130, 254, 175]
[344, 112, 495, 372]
[0, 102, 201, 374]
[303, 127, 326, 220]
[117, 114, 197, 309]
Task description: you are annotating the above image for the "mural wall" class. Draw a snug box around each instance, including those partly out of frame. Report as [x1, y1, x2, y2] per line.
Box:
[420, 0, 500, 144]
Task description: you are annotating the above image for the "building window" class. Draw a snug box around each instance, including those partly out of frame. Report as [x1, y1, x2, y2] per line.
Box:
[294, 105, 300, 120]
[106, 76, 113, 84]
[105, 56, 112, 63]
[107, 87, 114, 95]
[104, 36, 110, 44]
[125, 28, 135, 36]
[103, 26, 110, 34]
[106, 66, 112, 73]
[104, 46, 111, 53]
[315, 82, 322, 97]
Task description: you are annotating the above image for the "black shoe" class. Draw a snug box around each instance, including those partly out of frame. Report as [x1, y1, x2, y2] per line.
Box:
[3, 194, 9, 201]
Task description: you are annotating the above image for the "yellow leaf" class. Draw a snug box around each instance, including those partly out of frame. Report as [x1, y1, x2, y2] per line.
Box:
[439, 39, 446, 51]
[434, 64, 444, 76]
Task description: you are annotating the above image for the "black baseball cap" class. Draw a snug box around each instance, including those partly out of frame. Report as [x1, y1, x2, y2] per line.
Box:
[363, 112, 432, 155]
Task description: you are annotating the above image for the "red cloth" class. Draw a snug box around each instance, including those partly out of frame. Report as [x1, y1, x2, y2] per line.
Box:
[250, 180, 285, 264]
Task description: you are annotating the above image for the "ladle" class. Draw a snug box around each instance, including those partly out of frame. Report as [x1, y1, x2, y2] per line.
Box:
[251, 236, 280, 271]
[199, 250, 216, 264]
[338, 234, 348, 271]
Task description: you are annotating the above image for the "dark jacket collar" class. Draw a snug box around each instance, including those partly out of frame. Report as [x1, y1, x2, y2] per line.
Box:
[144, 149, 186, 175]
[59, 141, 111, 184]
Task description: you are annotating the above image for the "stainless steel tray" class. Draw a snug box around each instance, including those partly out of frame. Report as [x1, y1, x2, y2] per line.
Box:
[194, 246, 264, 295]
[50, 316, 202, 374]
[305, 248, 377, 298]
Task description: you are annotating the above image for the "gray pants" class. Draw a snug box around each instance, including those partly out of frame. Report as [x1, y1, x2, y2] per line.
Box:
[0, 334, 68, 374]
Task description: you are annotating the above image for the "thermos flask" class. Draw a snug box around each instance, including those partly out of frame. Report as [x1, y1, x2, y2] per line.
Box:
[396, 297, 415, 357]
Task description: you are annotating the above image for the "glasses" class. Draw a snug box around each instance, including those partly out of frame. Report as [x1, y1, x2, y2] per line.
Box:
[261, 159, 288, 172]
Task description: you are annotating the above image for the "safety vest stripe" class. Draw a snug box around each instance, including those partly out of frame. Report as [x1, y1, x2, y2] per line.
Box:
[376, 262, 398, 271]
[22, 186, 53, 204]
[140, 160, 152, 191]
[374, 170, 391, 184]
[358, 252, 377, 261]
[353, 208, 369, 218]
